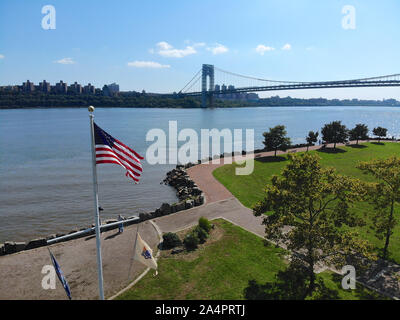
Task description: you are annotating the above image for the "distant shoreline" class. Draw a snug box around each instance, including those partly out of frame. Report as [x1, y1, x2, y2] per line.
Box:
[1, 92, 399, 109]
[1, 104, 400, 110]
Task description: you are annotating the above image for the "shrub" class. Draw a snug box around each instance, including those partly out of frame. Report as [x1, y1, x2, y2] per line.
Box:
[198, 217, 212, 233]
[183, 232, 199, 250]
[162, 232, 182, 249]
[194, 225, 208, 244]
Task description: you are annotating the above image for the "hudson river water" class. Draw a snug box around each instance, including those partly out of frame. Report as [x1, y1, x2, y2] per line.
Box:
[1, 106, 399, 242]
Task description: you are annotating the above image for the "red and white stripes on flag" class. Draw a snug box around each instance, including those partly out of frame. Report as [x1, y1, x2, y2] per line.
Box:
[94, 122, 144, 183]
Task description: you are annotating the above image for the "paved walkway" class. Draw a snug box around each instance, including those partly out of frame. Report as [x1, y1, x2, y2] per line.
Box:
[1, 140, 399, 299]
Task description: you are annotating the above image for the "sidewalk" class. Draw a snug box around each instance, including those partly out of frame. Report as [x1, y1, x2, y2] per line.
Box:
[0, 220, 158, 300]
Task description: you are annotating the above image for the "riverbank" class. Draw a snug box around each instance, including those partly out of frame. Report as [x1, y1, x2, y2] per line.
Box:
[1, 91, 399, 109]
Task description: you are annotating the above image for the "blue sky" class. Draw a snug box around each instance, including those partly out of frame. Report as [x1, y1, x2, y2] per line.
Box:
[0, 0, 399, 99]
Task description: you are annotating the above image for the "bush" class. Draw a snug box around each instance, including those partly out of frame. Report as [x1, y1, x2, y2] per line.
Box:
[194, 225, 208, 244]
[198, 217, 212, 233]
[162, 232, 182, 249]
[183, 232, 199, 250]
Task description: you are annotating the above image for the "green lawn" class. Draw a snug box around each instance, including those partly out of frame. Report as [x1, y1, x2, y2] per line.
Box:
[213, 142, 400, 263]
[117, 219, 384, 300]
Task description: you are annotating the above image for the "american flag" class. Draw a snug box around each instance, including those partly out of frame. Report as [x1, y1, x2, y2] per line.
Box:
[94, 122, 144, 183]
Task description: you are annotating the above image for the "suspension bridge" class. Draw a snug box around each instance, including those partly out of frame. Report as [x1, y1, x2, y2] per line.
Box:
[174, 64, 400, 107]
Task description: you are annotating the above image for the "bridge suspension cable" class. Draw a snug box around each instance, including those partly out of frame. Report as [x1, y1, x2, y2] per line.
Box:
[179, 69, 201, 93]
[214, 66, 304, 84]
[182, 74, 202, 93]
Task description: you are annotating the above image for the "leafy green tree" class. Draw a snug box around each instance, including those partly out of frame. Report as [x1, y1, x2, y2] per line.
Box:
[357, 157, 400, 260]
[253, 153, 374, 298]
[262, 125, 292, 157]
[372, 127, 388, 143]
[321, 121, 349, 149]
[349, 124, 369, 145]
[306, 131, 319, 152]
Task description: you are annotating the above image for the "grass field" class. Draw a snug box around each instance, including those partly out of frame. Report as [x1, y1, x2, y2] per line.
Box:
[213, 142, 400, 263]
[117, 219, 384, 300]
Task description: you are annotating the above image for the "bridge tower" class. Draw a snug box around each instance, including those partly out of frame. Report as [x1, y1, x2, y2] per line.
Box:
[202, 64, 214, 108]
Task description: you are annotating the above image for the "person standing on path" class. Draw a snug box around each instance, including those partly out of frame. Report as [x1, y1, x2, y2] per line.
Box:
[118, 214, 124, 233]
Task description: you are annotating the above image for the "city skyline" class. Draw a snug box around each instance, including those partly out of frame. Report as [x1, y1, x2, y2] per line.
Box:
[0, 0, 400, 99]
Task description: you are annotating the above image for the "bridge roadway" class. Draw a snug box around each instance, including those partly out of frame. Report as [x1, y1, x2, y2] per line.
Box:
[181, 79, 400, 97]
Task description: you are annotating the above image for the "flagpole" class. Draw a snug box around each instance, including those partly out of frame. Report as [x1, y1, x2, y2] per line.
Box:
[127, 223, 140, 279]
[88, 106, 105, 300]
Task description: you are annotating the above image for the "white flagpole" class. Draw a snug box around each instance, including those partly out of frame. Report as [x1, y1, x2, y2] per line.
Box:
[88, 106, 105, 300]
[127, 223, 140, 279]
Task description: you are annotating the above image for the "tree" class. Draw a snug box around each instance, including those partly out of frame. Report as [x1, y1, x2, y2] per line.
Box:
[321, 121, 348, 149]
[306, 131, 319, 152]
[357, 156, 400, 260]
[263, 125, 291, 157]
[349, 124, 369, 145]
[253, 153, 374, 298]
[372, 127, 387, 143]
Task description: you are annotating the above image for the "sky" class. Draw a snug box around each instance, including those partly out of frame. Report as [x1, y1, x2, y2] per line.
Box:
[0, 0, 399, 100]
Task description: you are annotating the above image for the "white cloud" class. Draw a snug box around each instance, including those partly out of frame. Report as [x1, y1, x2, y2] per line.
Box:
[0, 54, 4, 59]
[282, 43, 292, 51]
[154, 41, 197, 58]
[207, 43, 229, 55]
[127, 60, 170, 69]
[255, 45, 275, 55]
[193, 42, 206, 47]
[157, 41, 173, 51]
[54, 57, 75, 64]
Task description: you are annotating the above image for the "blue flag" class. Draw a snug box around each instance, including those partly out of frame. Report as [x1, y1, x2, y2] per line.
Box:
[48, 249, 72, 300]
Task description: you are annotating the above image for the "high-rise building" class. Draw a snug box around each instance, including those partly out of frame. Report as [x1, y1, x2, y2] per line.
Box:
[107, 83, 119, 94]
[69, 82, 82, 94]
[39, 80, 51, 93]
[83, 83, 95, 94]
[55, 81, 68, 93]
[214, 84, 220, 92]
[22, 80, 35, 92]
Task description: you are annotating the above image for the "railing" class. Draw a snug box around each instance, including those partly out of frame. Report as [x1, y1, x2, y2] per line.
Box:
[47, 216, 140, 245]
